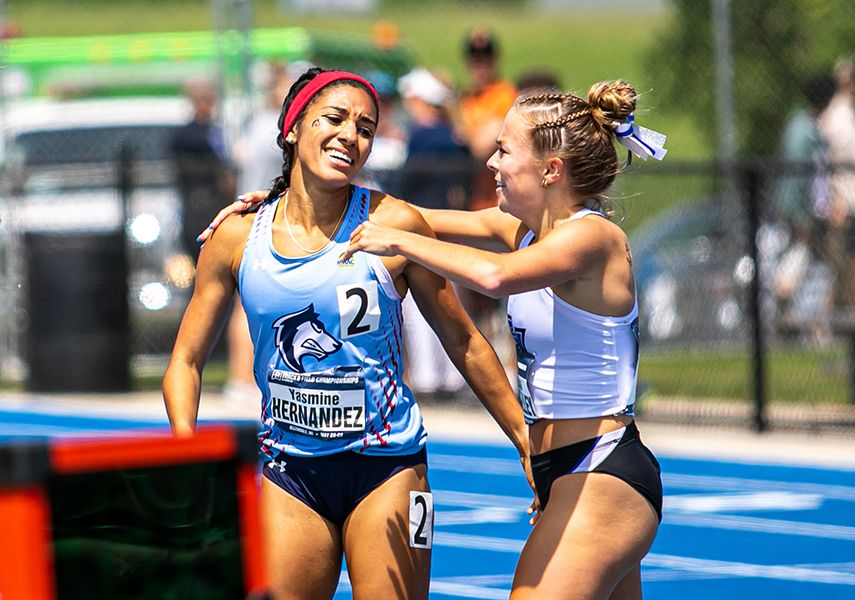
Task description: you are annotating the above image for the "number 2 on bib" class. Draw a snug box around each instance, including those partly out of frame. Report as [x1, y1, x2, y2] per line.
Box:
[336, 282, 380, 339]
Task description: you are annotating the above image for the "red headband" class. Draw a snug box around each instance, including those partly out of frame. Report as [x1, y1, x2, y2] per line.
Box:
[281, 70, 379, 146]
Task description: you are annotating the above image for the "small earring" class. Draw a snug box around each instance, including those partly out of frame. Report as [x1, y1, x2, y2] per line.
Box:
[285, 132, 296, 144]
[541, 179, 549, 188]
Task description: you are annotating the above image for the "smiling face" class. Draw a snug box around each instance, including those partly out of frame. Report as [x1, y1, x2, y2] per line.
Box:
[486, 108, 544, 220]
[290, 84, 378, 186]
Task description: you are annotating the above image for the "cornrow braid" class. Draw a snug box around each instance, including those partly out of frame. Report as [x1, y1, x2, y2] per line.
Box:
[532, 108, 592, 130]
[518, 92, 566, 104]
[566, 107, 592, 121]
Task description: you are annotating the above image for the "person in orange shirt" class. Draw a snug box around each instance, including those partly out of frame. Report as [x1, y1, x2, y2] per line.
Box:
[459, 27, 519, 212]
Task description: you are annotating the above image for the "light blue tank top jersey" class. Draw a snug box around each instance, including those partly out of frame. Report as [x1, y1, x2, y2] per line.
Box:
[238, 186, 426, 458]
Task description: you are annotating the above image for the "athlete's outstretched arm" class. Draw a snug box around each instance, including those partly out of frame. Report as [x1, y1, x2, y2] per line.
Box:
[344, 216, 608, 298]
[196, 191, 523, 251]
[412, 205, 522, 251]
[163, 216, 247, 436]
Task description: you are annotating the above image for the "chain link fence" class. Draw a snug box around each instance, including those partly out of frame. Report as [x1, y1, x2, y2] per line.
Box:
[1, 0, 854, 430]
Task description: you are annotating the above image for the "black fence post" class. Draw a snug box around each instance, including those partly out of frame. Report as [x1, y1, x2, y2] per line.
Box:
[846, 332, 855, 406]
[743, 163, 768, 432]
[118, 140, 134, 225]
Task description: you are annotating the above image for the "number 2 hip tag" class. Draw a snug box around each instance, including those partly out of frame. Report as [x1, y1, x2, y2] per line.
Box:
[409, 491, 433, 549]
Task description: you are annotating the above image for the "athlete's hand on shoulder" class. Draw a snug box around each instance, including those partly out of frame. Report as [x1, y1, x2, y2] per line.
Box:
[342, 219, 405, 261]
[197, 205, 256, 275]
[196, 190, 268, 244]
[342, 195, 431, 262]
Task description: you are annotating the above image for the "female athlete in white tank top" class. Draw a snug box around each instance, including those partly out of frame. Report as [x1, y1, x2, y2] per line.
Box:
[342, 80, 667, 600]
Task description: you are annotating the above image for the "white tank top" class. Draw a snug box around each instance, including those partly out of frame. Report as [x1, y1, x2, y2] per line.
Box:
[506, 209, 639, 422]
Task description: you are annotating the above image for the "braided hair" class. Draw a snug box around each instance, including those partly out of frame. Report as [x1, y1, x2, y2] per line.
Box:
[515, 80, 637, 211]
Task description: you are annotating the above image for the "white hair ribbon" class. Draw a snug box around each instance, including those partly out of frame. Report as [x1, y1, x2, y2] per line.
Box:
[614, 114, 668, 161]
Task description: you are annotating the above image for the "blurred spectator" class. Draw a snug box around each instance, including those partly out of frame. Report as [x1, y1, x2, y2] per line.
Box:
[455, 27, 518, 379]
[224, 64, 295, 406]
[516, 68, 561, 93]
[457, 26, 518, 211]
[395, 67, 471, 396]
[818, 56, 855, 310]
[396, 67, 469, 210]
[358, 69, 408, 192]
[772, 74, 836, 341]
[773, 75, 835, 236]
[234, 63, 294, 195]
[171, 80, 236, 261]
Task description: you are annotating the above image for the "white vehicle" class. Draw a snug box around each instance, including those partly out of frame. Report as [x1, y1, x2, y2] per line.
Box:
[0, 96, 199, 382]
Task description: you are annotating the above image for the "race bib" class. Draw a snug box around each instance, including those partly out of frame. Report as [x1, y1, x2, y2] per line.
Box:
[268, 367, 365, 439]
[337, 282, 380, 339]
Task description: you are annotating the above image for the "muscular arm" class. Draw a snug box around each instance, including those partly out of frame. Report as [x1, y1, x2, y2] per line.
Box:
[163, 215, 249, 436]
[411, 205, 522, 251]
[197, 192, 524, 253]
[372, 199, 529, 459]
[346, 215, 610, 299]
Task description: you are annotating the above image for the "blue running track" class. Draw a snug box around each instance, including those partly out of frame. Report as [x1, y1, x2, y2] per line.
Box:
[2, 403, 854, 599]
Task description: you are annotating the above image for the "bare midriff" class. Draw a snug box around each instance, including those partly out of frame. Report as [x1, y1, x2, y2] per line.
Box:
[529, 414, 634, 456]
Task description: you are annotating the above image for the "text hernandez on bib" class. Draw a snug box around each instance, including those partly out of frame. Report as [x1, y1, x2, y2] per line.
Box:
[268, 369, 366, 439]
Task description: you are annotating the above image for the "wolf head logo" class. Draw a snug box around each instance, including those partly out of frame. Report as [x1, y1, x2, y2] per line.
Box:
[507, 316, 534, 360]
[272, 305, 342, 372]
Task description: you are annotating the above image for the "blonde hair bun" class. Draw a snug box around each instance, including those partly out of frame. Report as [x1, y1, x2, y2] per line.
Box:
[587, 80, 637, 131]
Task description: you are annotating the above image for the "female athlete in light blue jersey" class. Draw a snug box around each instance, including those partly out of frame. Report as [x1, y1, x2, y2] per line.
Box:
[164, 68, 530, 599]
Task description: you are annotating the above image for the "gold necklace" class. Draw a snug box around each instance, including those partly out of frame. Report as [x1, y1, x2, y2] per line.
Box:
[282, 191, 349, 254]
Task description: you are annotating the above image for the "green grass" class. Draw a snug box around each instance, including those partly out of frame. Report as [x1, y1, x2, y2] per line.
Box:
[139, 347, 850, 404]
[9, 3, 664, 86]
[2, 347, 848, 406]
[0, 378, 24, 392]
[641, 344, 850, 405]
[614, 170, 717, 233]
[0, 359, 229, 393]
[160, 348, 848, 405]
[138, 346, 851, 404]
[133, 360, 229, 391]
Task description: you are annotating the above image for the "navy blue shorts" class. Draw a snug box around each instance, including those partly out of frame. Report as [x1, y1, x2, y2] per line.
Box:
[530, 421, 662, 522]
[262, 448, 428, 527]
